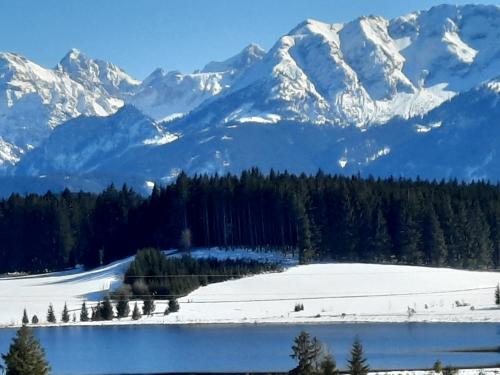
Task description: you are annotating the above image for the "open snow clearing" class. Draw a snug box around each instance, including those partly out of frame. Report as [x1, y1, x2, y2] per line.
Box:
[0, 249, 499, 327]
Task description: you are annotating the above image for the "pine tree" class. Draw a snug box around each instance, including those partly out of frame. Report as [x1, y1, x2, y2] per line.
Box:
[101, 296, 114, 320]
[495, 284, 500, 305]
[61, 303, 70, 323]
[1, 325, 50, 375]
[46, 304, 56, 324]
[91, 304, 102, 321]
[347, 337, 369, 375]
[31, 315, 39, 325]
[319, 353, 338, 375]
[80, 302, 89, 322]
[290, 331, 322, 375]
[167, 298, 179, 314]
[22, 309, 29, 325]
[142, 294, 155, 316]
[116, 295, 130, 318]
[132, 302, 141, 320]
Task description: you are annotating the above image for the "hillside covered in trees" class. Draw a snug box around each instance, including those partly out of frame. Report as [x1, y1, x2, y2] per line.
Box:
[0, 169, 499, 273]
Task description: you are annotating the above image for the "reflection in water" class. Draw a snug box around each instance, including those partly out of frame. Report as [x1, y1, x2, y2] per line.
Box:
[0, 323, 498, 375]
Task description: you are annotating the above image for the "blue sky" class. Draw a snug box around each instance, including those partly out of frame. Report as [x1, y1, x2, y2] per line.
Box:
[1, 0, 499, 79]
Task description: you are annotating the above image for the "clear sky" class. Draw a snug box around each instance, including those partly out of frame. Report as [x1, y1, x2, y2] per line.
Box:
[1, 0, 499, 79]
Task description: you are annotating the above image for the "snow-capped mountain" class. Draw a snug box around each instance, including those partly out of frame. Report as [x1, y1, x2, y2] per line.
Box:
[129, 44, 266, 121]
[6, 4, 500, 192]
[16, 105, 169, 176]
[57, 48, 140, 99]
[0, 51, 127, 167]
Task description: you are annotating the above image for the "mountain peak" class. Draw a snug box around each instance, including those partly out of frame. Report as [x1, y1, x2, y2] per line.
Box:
[201, 43, 265, 74]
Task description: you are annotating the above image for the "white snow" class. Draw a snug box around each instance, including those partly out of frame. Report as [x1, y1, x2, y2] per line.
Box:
[1, 256, 499, 327]
[0, 257, 133, 327]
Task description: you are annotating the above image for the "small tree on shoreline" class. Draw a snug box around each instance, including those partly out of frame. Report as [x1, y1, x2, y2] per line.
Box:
[2, 325, 50, 375]
[46, 304, 56, 324]
[348, 336, 369, 375]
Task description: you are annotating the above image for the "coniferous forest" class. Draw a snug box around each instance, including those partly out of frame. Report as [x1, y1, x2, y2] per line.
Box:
[1, 169, 500, 273]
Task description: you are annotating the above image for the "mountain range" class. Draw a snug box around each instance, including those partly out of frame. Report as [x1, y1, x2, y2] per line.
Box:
[2, 4, 500, 194]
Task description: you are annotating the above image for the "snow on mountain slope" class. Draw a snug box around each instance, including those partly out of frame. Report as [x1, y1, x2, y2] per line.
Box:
[0, 51, 128, 168]
[16, 106, 168, 176]
[57, 48, 140, 99]
[390, 4, 500, 91]
[130, 44, 265, 121]
[364, 76, 500, 181]
[7, 4, 500, 188]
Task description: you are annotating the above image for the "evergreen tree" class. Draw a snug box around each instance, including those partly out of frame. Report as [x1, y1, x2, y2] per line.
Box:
[1, 325, 50, 375]
[347, 337, 369, 375]
[319, 353, 338, 375]
[142, 294, 155, 316]
[22, 309, 29, 325]
[46, 304, 56, 324]
[422, 208, 447, 266]
[80, 302, 89, 322]
[167, 298, 179, 314]
[116, 294, 130, 318]
[495, 284, 500, 305]
[91, 304, 102, 322]
[290, 331, 322, 375]
[132, 302, 141, 320]
[61, 302, 70, 323]
[31, 315, 39, 325]
[101, 296, 114, 320]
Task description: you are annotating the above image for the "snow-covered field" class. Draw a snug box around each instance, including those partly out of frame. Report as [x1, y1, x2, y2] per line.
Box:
[0, 248, 499, 327]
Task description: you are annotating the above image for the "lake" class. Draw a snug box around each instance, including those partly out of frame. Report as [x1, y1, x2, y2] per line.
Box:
[0, 323, 499, 374]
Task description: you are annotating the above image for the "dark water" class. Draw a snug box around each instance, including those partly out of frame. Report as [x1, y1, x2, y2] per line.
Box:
[0, 323, 499, 375]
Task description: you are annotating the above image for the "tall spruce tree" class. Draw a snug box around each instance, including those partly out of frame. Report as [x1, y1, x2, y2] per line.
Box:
[46, 304, 56, 324]
[22, 309, 29, 325]
[347, 337, 369, 375]
[1, 325, 50, 375]
[132, 302, 141, 320]
[142, 294, 155, 316]
[116, 294, 130, 318]
[495, 284, 500, 305]
[319, 353, 338, 375]
[80, 302, 89, 322]
[61, 303, 70, 323]
[290, 331, 322, 375]
[101, 296, 114, 320]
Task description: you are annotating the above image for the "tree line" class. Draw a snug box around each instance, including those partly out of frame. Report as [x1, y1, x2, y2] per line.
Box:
[1, 169, 500, 273]
[124, 248, 281, 299]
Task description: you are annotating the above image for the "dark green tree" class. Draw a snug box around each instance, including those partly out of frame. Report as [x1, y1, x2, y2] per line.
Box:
[290, 331, 322, 375]
[495, 284, 500, 305]
[347, 337, 369, 375]
[116, 294, 130, 319]
[142, 294, 155, 316]
[31, 315, 39, 325]
[61, 303, 70, 323]
[167, 298, 180, 314]
[80, 302, 89, 322]
[132, 302, 141, 320]
[22, 309, 29, 325]
[319, 353, 338, 375]
[101, 296, 114, 320]
[1, 325, 50, 375]
[46, 304, 56, 324]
